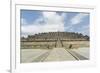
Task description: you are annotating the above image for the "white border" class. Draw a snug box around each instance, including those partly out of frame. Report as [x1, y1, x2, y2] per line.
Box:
[11, 2, 96, 73]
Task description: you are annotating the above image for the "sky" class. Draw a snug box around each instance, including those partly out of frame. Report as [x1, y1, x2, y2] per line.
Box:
[20, 10, 90, 37]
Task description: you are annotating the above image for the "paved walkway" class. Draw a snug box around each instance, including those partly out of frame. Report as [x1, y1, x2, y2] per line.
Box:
[44, 48, 76, 61]
[21, 48, 89, 63]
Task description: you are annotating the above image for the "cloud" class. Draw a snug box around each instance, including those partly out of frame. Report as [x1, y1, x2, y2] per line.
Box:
[21, 18, 27, 25]
[42, 12, 64, 26]
[80, 25, 89, 36]
[21, 12, 66, 37]
[70, 13, 88, 25]
[21, 11, 89, 37]
[63, 13, 89, 36]
[64, 23, 89, 36]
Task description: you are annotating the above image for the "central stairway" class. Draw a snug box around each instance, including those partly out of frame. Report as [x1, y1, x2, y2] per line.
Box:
[56, 38, 63, 47]
[56, 32, 63, 48]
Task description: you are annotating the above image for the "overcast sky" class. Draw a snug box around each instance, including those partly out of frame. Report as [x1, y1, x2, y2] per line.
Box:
[21, 10, 90, 37]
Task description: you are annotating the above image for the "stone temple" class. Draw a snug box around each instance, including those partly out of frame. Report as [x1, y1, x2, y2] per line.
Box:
[21, 32, 89, 49]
